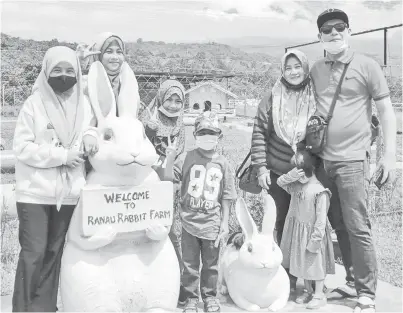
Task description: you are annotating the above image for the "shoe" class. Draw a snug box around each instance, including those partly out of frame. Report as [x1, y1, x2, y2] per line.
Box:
[330, 281, 357, 298]
[183, 298, 199, 313]
[353, 297, 376, 313]
[203, 297, 220, 312]
[178, 286, 187, 307]
[306, 295, 327, 309]
[296, 292, 313, 304]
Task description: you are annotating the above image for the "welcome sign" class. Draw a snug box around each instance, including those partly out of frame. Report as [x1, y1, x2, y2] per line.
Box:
[81, 181, 174, 236]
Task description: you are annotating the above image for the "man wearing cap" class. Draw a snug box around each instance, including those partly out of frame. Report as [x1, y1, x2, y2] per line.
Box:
[310, 8, 396, 313]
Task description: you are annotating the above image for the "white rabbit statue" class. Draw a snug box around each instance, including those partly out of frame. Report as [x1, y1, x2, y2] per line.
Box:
[220, 193, 290, 312]
[60, 61, 180, 312]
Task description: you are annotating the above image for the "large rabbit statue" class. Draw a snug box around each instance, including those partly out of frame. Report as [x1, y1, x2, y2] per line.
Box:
[220, 193, 290, 312]
[59, 61, 180, 312]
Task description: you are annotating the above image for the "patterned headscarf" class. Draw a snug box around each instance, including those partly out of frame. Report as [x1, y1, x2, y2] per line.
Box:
[139, 79, 186, 158]
[271, 49, 317, 152]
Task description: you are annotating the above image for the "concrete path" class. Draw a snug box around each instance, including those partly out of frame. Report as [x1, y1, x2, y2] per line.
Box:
[1, 264, 401, 312]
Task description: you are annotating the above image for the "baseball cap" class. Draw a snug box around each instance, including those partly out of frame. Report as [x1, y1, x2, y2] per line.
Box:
[194, 111, 222, 135]
[317, 8, 349, 30]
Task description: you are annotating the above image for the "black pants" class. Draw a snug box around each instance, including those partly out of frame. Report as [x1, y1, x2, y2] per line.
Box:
[12, 202, 75, 312]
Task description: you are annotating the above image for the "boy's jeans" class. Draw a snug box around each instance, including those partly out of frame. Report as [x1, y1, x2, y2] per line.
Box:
[181, 228, 219, 301]
[316, 155, 378, 299]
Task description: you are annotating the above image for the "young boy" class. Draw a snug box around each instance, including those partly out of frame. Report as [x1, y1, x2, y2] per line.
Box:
[166, 111, 237, 313]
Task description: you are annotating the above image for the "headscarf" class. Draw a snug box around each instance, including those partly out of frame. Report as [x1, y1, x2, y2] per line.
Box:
[271, 49, 317, 152]
[86, 32, 140, 121]
[32, 46, 85, 210]
[139, 79, 185, 159]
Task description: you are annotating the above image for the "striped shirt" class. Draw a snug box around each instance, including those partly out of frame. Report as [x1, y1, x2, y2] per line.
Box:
[251, 92, 295, 176]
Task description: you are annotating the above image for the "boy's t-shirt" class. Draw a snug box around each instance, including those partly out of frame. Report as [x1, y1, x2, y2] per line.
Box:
[174, 149, 237, 240]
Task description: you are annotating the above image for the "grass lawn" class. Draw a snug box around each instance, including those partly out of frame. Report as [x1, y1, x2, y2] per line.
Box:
[1, 121, 402, 296]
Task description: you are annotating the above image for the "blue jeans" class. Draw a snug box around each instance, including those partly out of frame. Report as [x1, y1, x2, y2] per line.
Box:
[181, 228, 219, 301]
[316, 155, 377, 299]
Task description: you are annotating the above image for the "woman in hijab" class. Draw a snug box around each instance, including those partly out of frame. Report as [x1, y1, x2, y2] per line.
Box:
[82, 32, 141, 155]
[12, 46, 91, 312]
[139, 79, 186, 303]
[250, 49, 317, 293]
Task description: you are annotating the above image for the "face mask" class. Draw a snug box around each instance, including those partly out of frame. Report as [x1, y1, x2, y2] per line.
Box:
[159, 106, 181, 118]
[48, 75, 77, 93]
[195, 135, 218, 151]
[321, 39, 348, 55]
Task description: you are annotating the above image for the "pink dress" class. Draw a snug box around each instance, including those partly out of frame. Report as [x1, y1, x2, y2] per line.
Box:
[278, 175, 335, 280]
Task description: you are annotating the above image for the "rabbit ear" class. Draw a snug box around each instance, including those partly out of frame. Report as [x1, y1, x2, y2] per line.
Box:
[261, 193, 277, 237]
[87, 61, 116, 124]
[235, 197, 258, 240]
[117, 62, 140, 118]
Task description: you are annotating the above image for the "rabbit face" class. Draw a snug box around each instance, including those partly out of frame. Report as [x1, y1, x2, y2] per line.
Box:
[235, 195, 283, 270]
[89, 116, 159, 178]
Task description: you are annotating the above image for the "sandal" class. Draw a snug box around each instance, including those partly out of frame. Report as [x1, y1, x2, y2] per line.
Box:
[183, 298, 199, 313]
[296, 292, 313, 304]
[204, 298, 221, 312]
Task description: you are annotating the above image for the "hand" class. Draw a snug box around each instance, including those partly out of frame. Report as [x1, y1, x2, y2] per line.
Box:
[91, 226, 117, 245]
[289, 168, 305, 181]
[371, 153, 396, 186]
[66, 150, 85, 168]
[145, 224, 169, 241]
[83, 134, 99, 156]
[146, 106, 159, 132]
[214, 223, 229, 248]
[166, 135, 178, 161]
[257, 172, 271, 190]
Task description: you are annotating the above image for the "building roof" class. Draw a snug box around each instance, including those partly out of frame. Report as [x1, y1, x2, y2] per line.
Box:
[185, 81, 239, 99]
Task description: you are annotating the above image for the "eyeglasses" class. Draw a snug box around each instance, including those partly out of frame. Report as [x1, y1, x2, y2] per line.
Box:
[320, 23, 347, 35]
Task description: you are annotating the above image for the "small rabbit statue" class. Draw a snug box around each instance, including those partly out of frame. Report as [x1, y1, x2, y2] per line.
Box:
[60, 61, 180, 312]
[220, 193, 290, 312]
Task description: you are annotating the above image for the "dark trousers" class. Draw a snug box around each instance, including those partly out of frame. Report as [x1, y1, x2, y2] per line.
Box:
[12, 202, 75, 312]
[268, 172, 297, 285]
[181, 228, 220, 301]
[316, 156, 377, 299]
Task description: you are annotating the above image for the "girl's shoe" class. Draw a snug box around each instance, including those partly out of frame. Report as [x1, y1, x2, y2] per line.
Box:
[306, 294, 327, 310]
[295, 292, 313, 304]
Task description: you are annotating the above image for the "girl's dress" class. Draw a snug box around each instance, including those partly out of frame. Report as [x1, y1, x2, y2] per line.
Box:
[278, 175, 335, 280]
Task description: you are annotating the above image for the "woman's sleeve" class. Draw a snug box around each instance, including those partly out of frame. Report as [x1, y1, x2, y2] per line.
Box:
[251, 92, 273, 177]
[306, 189, 331, 253]
[13, 100, 68, 168]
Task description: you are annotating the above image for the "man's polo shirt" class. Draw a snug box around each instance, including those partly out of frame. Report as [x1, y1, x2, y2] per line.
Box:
[310, 49, 390, 161]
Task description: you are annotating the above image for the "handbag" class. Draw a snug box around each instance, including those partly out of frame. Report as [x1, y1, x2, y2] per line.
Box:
[236, 151, 262, 194]
[305, 61, 351, 154]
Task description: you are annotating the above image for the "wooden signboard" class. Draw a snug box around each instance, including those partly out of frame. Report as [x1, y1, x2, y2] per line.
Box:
[81, 181, 174, 236]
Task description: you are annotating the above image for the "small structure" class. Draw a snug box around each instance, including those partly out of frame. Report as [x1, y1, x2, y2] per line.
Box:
[184, 81, 238, 118]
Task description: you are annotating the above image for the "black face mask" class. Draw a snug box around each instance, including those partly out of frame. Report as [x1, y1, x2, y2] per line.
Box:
[48, 75, 77, 93]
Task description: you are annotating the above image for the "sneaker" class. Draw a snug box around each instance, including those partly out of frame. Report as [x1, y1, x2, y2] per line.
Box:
[183, 298, 199, 313]
[336, 281, 357, 298]
[306, 295, 327, 310]
[203, 297, 220, 313]
[353, 297, 376, 313]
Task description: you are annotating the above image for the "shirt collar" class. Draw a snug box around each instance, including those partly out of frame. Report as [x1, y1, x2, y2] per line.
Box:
[325, 48, 355, 64]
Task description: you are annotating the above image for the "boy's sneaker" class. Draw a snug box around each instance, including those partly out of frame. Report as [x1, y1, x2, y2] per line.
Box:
[183, 298, 199, 313]
[203, 297, 221, 312]
[332, 281, 357, 298]
[353, 296, 376, 313]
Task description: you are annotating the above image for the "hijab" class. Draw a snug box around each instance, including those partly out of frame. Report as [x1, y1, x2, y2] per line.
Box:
[32, 46, 85, 210]
[139, 79, 185, 158]
[271, 49, 317, 152]
[86, 32, 140, 120]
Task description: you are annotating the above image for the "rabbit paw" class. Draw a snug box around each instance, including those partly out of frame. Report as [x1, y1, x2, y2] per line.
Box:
[268, 296, 288, 312]
[247, 304, 260, 311]
[146, 224, 169, 241]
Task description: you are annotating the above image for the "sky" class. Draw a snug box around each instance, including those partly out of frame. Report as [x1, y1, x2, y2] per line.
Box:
[0, 0, 402, 44]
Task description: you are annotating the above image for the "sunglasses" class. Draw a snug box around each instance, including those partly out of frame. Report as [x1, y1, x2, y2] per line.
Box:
[320, 23, 348, 35]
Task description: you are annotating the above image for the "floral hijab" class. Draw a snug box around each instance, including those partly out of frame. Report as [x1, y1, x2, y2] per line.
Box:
[139, 79, 185, 158]
[271, 49, 317, 152]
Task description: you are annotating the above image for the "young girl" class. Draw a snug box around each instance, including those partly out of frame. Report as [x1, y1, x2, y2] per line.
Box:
[139, 79, 186, 303]
[12, 46, 91, 312]
[277, 146, 335, 309]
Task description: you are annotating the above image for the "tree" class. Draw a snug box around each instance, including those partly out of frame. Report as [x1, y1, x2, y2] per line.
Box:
[137, 38, 143, 44]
